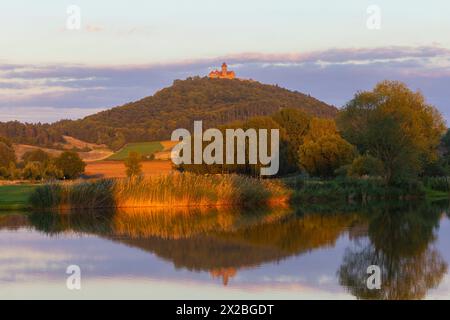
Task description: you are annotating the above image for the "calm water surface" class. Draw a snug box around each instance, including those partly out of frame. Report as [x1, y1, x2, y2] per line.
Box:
[1, 202, 450, 299]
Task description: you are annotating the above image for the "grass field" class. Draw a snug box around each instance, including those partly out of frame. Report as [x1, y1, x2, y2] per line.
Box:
[0, 185, 36, 211]
[85, 160, 173, 178]
[108, 142, 164, 160]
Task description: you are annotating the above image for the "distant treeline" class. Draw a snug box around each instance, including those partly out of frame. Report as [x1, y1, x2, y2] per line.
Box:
[0, 77, 337, 150]
[0, 121, 64, 147]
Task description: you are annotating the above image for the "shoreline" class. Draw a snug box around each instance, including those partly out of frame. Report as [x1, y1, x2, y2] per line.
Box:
[2, 175, 449, 213]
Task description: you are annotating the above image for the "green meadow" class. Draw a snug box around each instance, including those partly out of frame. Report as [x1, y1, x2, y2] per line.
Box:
[107, 141, 164, 160]
[0, 185, 36, 211]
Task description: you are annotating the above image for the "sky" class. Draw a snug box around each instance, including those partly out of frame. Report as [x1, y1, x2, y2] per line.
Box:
[1, 0, 450, 123]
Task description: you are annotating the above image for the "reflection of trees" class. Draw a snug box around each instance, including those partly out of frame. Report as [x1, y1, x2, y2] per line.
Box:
[338, 202, 447, 299]
[26, 207, 361, 283]
[28, 207, 293, 239]
[215, 211, 363, 254]
[0, 214, 29, 230]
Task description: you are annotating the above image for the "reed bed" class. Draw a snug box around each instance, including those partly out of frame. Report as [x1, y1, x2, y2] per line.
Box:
[30, 173, 290, 210]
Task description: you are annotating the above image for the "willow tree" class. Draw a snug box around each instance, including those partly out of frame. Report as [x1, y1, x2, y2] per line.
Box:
[337, 81, 446, 184]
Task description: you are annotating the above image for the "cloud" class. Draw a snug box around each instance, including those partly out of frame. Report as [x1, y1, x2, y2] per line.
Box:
[1, 45, 450, 123]
[221, 46, 450, 64]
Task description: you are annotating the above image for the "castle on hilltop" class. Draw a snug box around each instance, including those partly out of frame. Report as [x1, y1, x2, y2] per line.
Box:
[208, 62, 236, 79]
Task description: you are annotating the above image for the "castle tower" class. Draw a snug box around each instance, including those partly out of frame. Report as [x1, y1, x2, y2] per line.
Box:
[208, 62, 236, 79]
[221, 62, 228, 76]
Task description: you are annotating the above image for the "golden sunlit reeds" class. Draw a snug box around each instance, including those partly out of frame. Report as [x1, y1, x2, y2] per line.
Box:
[30, 173, 291, 210]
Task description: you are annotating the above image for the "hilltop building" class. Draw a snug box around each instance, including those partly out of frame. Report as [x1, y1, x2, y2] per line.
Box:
[208, 62, 236, 79]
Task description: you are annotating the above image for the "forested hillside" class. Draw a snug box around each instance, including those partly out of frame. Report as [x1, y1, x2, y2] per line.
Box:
[0, 77, 337, 150]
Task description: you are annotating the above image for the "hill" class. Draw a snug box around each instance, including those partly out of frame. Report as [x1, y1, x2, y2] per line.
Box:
[1, 77, 338, 150]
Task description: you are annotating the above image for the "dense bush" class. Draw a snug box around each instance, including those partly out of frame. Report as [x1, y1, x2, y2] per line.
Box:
[285, 176, 425, 203]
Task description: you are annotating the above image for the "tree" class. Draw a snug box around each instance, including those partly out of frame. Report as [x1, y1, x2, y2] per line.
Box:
[0, 141, 16, 168]
[125, 151, 143, 177]
[298, 118, 356, 177]
[0, 166, 8, 179]
[244, 116, 292, 175]
[439, 128, 450, 172]
[441, 128, 450, 154]
[22, 149, 51, 165]
[347, 154, 384, 177]
[272, 108, 311, 171]
[43, 163, 64, 180]
[303, 118, 337, 141]
[8, 162, 21, 180]
[337, 81, 446, 184]
[54, 151, 86, 179]
[0, 136, 13, 148]
[299, 135, 356, 177]
[22, 162, 43, 181]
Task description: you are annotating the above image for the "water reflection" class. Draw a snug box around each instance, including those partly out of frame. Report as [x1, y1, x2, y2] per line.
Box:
[338, 201, 448, 299]
[24, 207, 362, 283]
[0, 201, 449, 299]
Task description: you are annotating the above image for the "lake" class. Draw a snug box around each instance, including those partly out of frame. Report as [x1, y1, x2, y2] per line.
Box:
[1, 201, 450, 299]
